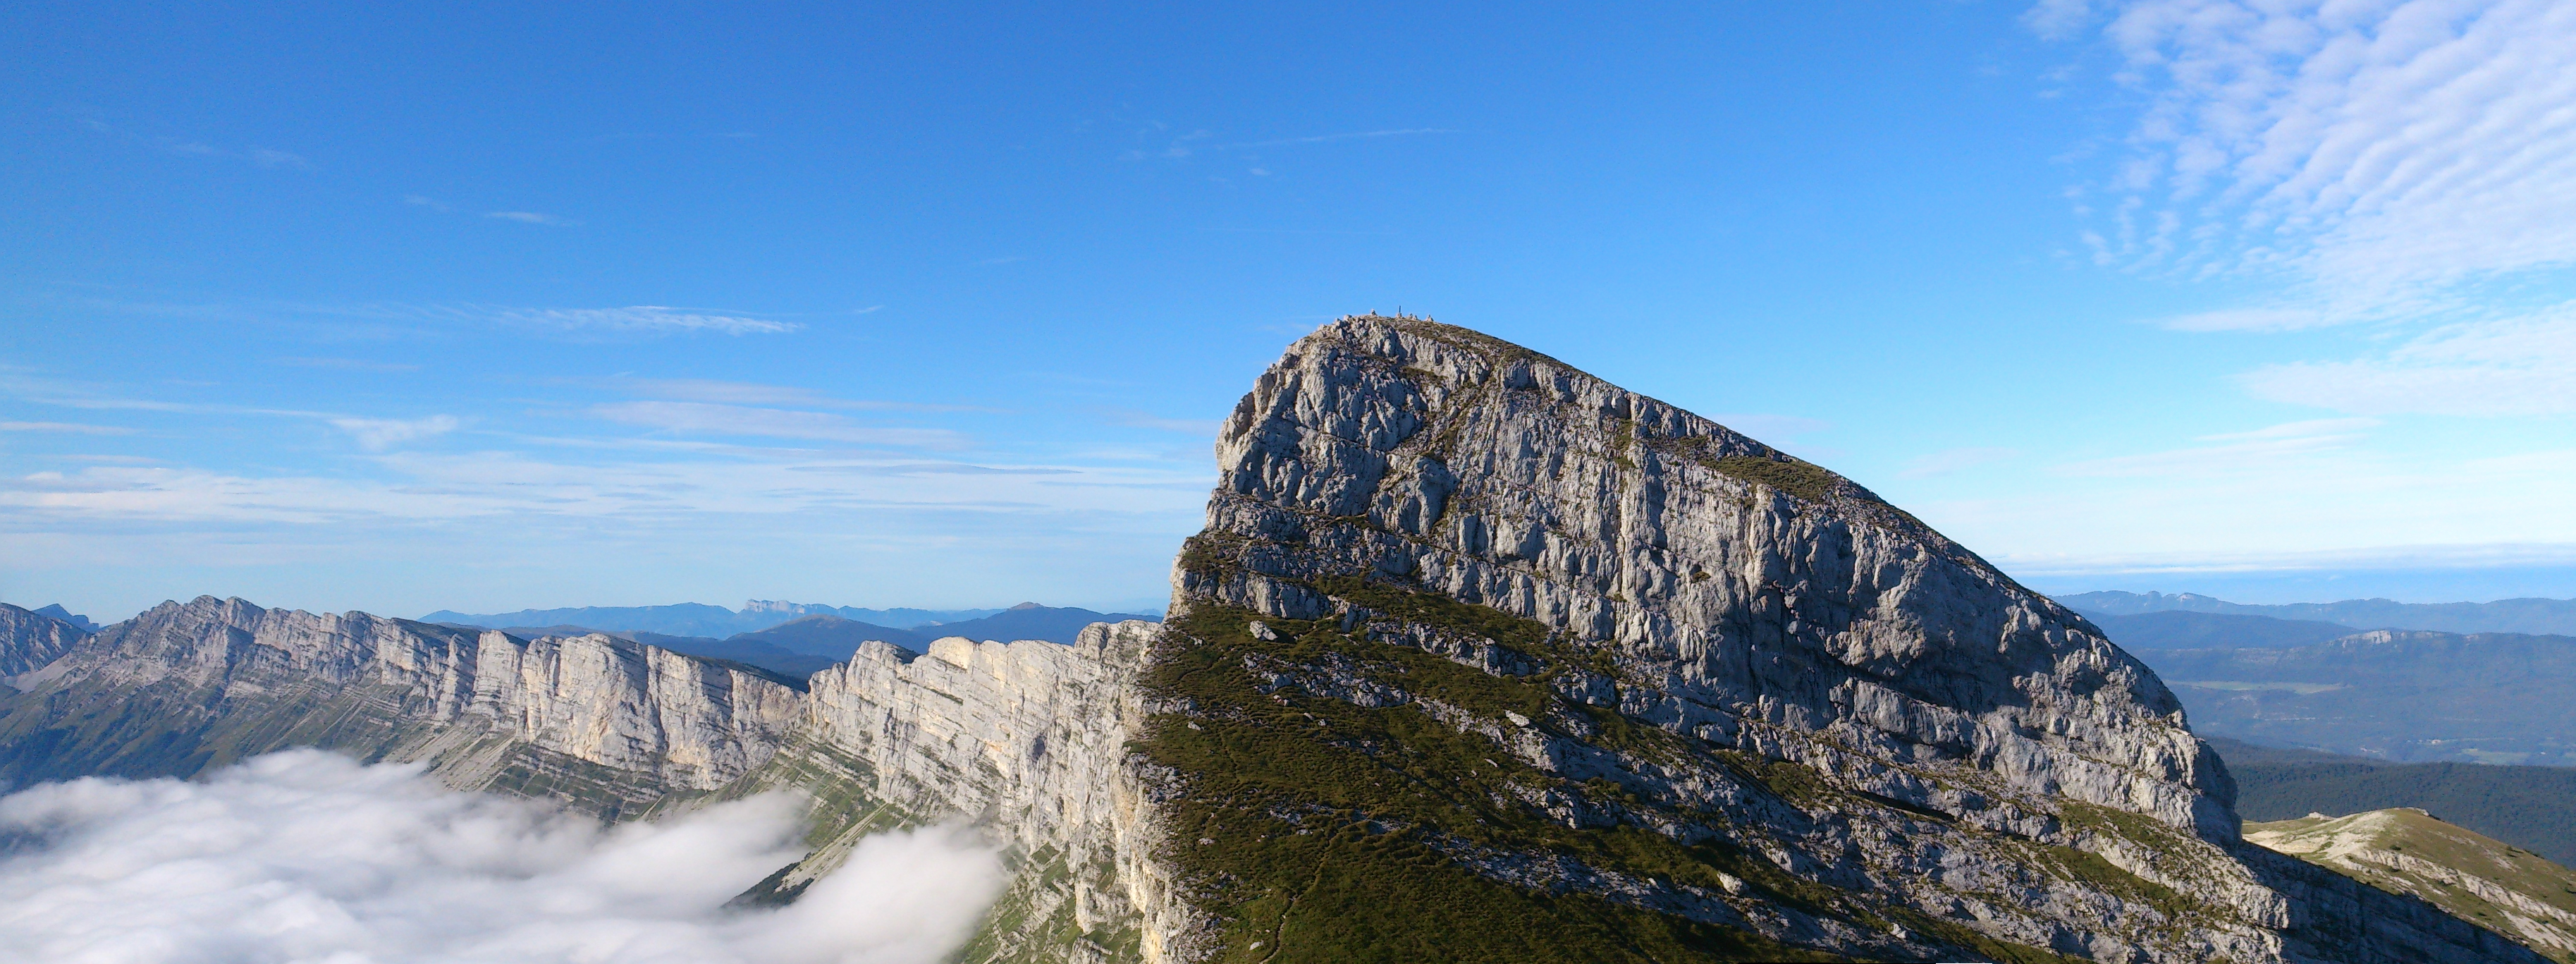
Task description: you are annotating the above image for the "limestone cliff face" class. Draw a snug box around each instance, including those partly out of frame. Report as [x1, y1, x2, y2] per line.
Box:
[0, 602, 87, 681]
[0, 318, 2551, 963]
[783, 626, 1179, 962]
[0, 596, 802, 801]
[1135, 315, 2539, 963]
[1194, 317, 2230, 837]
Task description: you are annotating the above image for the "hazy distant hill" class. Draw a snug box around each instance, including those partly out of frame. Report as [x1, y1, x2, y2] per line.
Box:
[2216, 737, 2576, 865]
[2142, 630, 2576, 766]
[2090, 611, 2359, 649]
[922, 603, 1162, 645]
[727, 615, 930, 657]
[30, 604, 100, 633]
[2063, 590, 2576, 636]
[421, 601, 1003, 637]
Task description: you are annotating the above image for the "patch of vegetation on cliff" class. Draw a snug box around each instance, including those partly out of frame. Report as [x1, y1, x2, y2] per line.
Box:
[1178, 531, 1252, 580]
[1141, 604, 1847, 962]
[1137, 600, 2084, 963]
[1705, 455, 1839, 504]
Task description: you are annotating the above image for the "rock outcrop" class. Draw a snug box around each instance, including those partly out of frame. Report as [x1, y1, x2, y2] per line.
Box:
[0, 316, 2547, 963]
[0, 596, 802, 810]
[1, 602, 88, 681]
[1127, 315, 2539, 962]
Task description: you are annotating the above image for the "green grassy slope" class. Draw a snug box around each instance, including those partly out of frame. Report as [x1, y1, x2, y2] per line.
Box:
[2215, 738, 2576, 865]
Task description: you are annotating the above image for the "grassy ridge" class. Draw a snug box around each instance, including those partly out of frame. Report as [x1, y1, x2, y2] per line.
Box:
[2216, 738, 2576, 865]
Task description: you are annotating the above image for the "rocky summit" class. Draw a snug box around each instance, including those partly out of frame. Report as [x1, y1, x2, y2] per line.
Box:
[0, 315, 2549, 963]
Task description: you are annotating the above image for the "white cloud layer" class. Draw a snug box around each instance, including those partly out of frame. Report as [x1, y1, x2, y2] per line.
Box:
[0, 750, 1003, 964]
[591, 402, 967, 449]
[2240, 302, 2576, 415]
[330, 415, 461, 451]
[2063, 0, 2576, 315]
[491, 306, 801, 336]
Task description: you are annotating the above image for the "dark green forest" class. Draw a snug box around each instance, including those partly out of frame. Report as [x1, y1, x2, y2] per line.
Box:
[2215, 738, 2576, 864]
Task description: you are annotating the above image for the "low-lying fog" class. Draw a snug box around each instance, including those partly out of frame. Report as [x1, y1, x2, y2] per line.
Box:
[0, 750, 1005, 963]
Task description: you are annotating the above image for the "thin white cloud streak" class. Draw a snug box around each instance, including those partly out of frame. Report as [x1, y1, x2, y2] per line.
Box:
[485, 211, 575, 226]
[67, 298, 800, 340]
[2061, 0, 2576, 316]
[608, 379, 986, 413]
[592, 402, 967, 449]
[1219, 128, 1457, 150]
[330, 415, 461, 451]
[0, 449, 1205, 525]
[277, 357, 424, 372]
[492, 306, 798, 336]
[2053, 417, 2374, 477]
[79, 118, 309, 169]
[1999, 541, 2576, 577]
[2240, 303, 2576, 415]
[0, 422, 135, 435]
[0, 750, 1003, 964]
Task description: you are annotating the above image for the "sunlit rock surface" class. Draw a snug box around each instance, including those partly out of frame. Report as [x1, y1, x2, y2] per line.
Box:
[0, 316, 2546, 963]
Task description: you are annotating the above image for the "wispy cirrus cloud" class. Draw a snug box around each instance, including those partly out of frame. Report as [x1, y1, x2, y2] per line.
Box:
[489, 306, 800, 336]
[2049, 0, 2576, 320]
[2241, 303, 2576, 415]
[276, 356, 424, 372]
[1127, 127, 1456, 161]
[0, 422, 135, 435]
[590, 401, 965, 449]
[2054, 417, 2377, 477]
[603, 377, 983, 413]
[79, 117, 308, 169]
[484, 211, 575, 226]
[330, 415, 460, 451]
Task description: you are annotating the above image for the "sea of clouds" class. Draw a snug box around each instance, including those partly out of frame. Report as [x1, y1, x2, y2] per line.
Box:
[0, 750, 1005, 964]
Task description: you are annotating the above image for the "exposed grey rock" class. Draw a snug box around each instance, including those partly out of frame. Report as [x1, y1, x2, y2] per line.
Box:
[0, 596, 801, 806]
[1148, 315, 2540, 963]
[0, 316, 2544, 963]
[0, 602, 88, 683]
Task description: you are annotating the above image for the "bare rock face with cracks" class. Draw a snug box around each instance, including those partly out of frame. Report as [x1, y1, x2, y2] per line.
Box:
[0, 315, 2547, 963]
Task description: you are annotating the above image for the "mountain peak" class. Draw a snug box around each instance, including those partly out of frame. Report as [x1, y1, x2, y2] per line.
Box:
[1007, 602, 1045, 611]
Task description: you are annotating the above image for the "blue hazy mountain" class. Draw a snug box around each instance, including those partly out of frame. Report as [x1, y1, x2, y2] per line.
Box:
[2140, 629, 2576, 767]
[916, 603, 1163, 645]
[2086, 611, 2359, 649]
[30, 604, 100, 633]
[420, 601, 1005, 637]
[2061, 590, 2576, 636]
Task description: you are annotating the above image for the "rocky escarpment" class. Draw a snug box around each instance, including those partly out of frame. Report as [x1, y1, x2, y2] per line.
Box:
[0, 596, 802, 812]
[1128, 315, 2540, 962]
[0, 317, 2551, 963]
[1, 602, 90, 681]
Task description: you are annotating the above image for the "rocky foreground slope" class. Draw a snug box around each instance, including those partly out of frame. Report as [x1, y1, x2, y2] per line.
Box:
[2248, 810, 2576, 963]
[0, 316, 2547, 963]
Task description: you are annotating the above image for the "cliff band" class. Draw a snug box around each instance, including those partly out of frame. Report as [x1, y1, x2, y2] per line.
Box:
[0, 315, 2544, 963]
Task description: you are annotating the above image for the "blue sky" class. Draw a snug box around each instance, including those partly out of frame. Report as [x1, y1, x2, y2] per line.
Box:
[6, 1, 2576, 621]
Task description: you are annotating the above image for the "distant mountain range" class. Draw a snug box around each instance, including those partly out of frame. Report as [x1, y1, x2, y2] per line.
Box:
[28, 604, 99, 633]
[2086, 610, 2361, 649]
[420, 599, 1163, 640]
[2062, 590, 2576, 636]
[2141, 629, 2576, 767]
